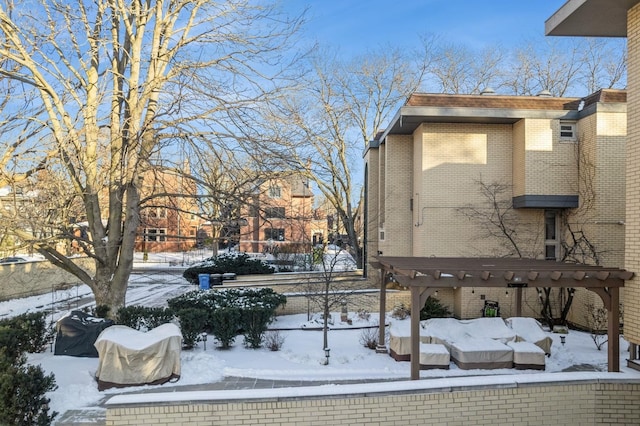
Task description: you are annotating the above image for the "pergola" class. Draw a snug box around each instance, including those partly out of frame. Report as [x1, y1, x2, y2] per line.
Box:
[371, 257, 634, 380]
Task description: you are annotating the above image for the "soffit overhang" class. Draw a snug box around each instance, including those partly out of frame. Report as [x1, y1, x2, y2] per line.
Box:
[382, 106, 580, 137]
[546, 0, 640, 37]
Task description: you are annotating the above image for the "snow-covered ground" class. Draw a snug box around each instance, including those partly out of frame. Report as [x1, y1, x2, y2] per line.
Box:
[0, 252, 638, 421]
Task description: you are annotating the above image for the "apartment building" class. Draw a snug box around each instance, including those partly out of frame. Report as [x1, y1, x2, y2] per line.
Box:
[365, 88, 627, 320]
[239, 174, 326, 254]
[545, 0, 640, 372]
[135, 165, 201, 253]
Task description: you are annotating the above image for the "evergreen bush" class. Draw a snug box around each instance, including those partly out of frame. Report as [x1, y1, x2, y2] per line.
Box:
[116, 306, 175, 331]
[182, 253, 274, 284]
[166, 287, 286, 348]
[175, 308, 209, 349]
[209, 307, 242, 348]
[0, 346, 57, 425]
[0, 312, 51, 354]
[419, 296, 452, 320]
[240, 306, 274, 348]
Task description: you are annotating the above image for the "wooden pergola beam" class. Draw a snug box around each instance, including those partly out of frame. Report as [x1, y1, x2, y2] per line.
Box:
[373, 256, 633, 380]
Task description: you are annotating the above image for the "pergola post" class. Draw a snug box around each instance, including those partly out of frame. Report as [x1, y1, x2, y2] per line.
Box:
[515, 287, 523, 317]
[608, 287, 620, 372]
[410, 286, 421, 380]
[410, 286, 437, 380]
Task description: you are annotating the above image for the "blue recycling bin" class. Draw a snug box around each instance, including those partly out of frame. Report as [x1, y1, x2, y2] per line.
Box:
[198, 273, 210, 290]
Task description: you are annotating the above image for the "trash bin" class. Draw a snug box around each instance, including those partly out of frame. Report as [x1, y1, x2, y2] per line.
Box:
[198, 273, 210, 290]
[210, 274, 222, 286]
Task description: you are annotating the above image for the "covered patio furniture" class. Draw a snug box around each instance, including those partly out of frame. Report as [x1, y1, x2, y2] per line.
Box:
[94, 323, 182, 391]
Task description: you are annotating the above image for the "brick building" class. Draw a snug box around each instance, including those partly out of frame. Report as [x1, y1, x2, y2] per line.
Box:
[239, 174, 326, 254]
[135, 165, 201, 253]
[364, 89, 627, 321]
[545, 0, 640, 372]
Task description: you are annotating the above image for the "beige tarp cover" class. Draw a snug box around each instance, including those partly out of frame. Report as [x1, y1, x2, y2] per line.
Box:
[505, 317, 553, 355]
[94, 323, 182, 391]
[449, 338, 514, 370]
[419, 343, 450, 369]
[507, 341, 546, 370]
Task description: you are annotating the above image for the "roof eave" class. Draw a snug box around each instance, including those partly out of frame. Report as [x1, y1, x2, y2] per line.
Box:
[546, 0, 640, 37]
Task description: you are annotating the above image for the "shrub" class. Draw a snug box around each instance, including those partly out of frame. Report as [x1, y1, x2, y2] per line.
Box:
[391, 303, 410, 320]
[264, 330, 285, 351]
[209, 307, 242, 349]
[359, 327, 379, 349]
[175, 308, 209, 349]
[0, 312, 51, 354]
[241, 306, 274, 349]
[182, 253, 274, 284]
[357, 309, 371, 321]
[584, 302, 609, 350]
[0, 350, 57, 426]
[420, 296, 451, 320]
[166, 287, 286, 348]
[116, 306, 175, 331]
[94, 304, 111, 319]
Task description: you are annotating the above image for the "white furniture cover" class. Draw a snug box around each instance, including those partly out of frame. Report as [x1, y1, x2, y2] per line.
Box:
[505, 317, 553, 355]
[419, 343, 450, 369]
[449, 338, 514, 370]
[507, 341, 546, 370]
[94, 323, 182, 391]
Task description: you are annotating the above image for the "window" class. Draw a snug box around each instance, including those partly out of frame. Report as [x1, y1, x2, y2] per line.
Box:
[544, 210, 559, 260]
[265, 207, 286, 218]
[145, 207, 167, 218]
[144, 228, 166, 242]
[268, 185, 281, 198]
[264, 228, 285, 241]
[559, 121, 576, 141]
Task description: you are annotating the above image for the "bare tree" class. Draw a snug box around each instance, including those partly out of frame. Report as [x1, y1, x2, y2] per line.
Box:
[501, 38, 626, 97]
[578, 38, 627, 94]
[304, 244, 364, 359]
[275, 44, 430, 268]
[456, 179, 540, 258]
[0, 0, 303, 316]
[427, 42, 504, 94]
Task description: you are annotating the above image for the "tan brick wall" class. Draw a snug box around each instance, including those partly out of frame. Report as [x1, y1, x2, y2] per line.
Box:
[625, 4, 640, 346]
[106, 379, 640, 425]
[512, 119, 526, 196]
[381, 134, 413, 257]
[522, 119, 579, 196]
[411, 123, 513, 257]
[364, 145, 380, 277]
[409, 123, 547, 258]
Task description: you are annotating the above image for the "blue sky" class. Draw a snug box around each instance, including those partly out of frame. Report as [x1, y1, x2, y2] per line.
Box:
[284, 1, 569, 54]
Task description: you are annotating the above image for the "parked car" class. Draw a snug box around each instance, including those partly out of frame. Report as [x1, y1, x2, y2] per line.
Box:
[0, 256, 27, 264]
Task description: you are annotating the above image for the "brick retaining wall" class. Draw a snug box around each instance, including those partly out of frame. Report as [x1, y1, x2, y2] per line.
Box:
[105, 374, 640, 425]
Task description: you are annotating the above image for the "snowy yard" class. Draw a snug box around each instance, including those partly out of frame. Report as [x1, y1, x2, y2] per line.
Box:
[0, 252, 638, 420]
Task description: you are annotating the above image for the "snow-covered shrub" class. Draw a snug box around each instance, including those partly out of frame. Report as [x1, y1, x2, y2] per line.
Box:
[182, 253, 274, 284]
[116, 306, 175, 331]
